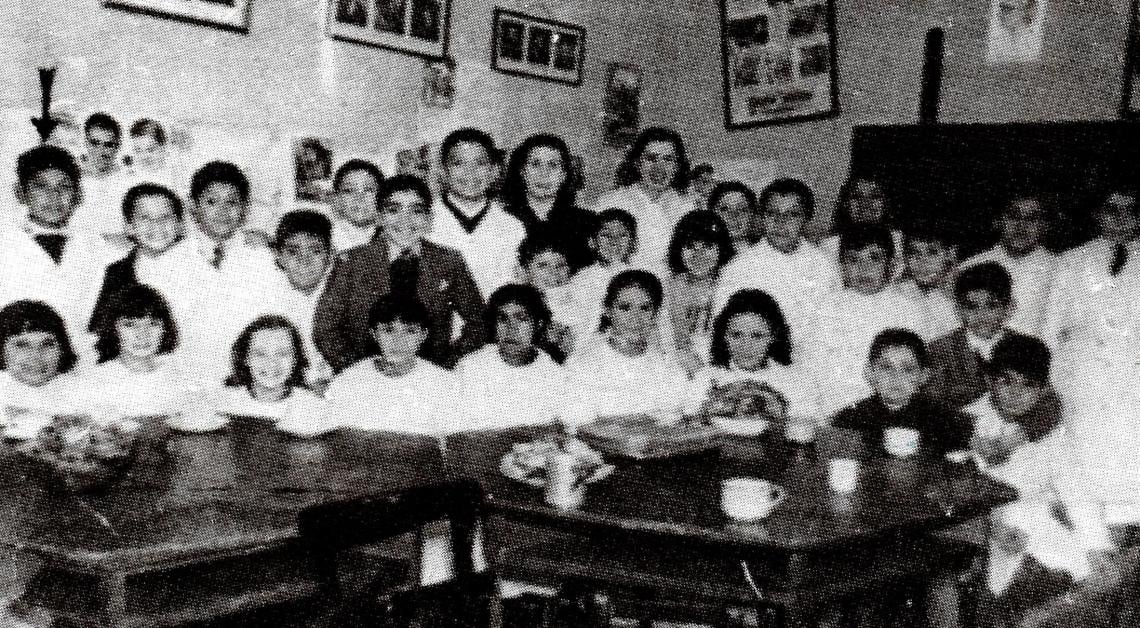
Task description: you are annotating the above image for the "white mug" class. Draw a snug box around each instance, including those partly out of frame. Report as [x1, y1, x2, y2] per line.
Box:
[884, 427, 920, 458]
[721, 477, 785, 521]
[828, 458, 859, 494]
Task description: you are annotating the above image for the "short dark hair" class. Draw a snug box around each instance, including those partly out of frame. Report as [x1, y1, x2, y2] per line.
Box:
[710, 289, 791, 367]
[227, 315, 308, 391]
[0, 300, 77, 374]
[518, 232, 571, 268]
[367, 294, 431, 331]
[988, 334, 1050, 385]
[122, 183, 183, 223]
[485, 284, 551, 345]
[902, 223, 955, 252]
[760, 178, 815, 220]
[708, 180, 758, 213]
[190, 161, 250, 203]
[275, 210, 332, 249]
[129, 118, 166, 144]
[440, 128, 496, 166]
[839, 224, 895, 261]
[333, 159, 384, 192]
[17, 145, 80, 189]
[615, 126, 690, 192]
[954, 262, 1012, 306]
[379, 174, 433, 209]
[94, 284, 179, 363]
[667, 210, 735, 275]
[868, 328, 927, 368]
[594, 207, 637, 240]
[84, 112, 121, 140]
[599, 270, 663, 331]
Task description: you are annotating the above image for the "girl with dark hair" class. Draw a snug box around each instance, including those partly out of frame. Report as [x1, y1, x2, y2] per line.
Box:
[502, 134, 597, 271]
[664, 211, 735, 375]
[0, 300, 83, 439]
[708, 180, 760, 252]
[455, 284, 568, 431]
[820, 176, 903, 279]
[683, 289, 820, 422]
[565, 270, 686, 424]
[593, 127, 696, 270]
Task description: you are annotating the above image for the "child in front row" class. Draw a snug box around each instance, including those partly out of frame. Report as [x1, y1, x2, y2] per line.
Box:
[329, 159, 384, 252]
[832, 328, 970, 456]
[325, 295, 457, 436]
[894, 224, 959, 341]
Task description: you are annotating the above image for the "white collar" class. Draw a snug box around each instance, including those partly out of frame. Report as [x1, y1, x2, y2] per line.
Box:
[966, 329, 1006, 361]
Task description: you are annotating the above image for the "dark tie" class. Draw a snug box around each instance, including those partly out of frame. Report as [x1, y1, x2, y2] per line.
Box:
[210, 244, 224, 269]
[34, 234, 66, 264]
[1111, 242, 1128, 276]
[390, 250, 420, 299]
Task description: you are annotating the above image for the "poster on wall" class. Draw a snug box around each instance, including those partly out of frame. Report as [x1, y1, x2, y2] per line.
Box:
[104, 0, 252, 32]
[986, 0, 1048, 64]
[422, 58, 457, 109]
[718, 0, 839, 130]
[602, 63, 642, 147]
[292, 137, 335, 206]
[328, 0, 451, 59]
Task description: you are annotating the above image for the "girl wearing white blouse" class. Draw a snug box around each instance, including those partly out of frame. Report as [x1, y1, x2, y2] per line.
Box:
[565, 270, 687, 425]
[455, 284, 568, 433]
[664, 210, 736, 376]
[684, 289, 821, 422]
[0, 300, 84, 440]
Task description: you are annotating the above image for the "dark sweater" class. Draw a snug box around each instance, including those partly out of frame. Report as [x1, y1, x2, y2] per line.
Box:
[832, 395, 972, 455]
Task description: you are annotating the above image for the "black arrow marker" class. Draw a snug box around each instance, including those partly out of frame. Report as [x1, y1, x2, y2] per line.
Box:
[31, 67, 59, 143]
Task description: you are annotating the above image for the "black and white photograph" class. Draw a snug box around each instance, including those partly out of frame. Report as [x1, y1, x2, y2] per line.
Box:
[8, 0, 1140, 626]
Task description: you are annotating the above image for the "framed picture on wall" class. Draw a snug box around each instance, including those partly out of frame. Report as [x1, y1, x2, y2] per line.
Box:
[1121, 0, 1140, 118]
[104, 0, 252, 32]
[328, 0, 451, 59]
[491, 9, 585, 86]
[718, 0, 839, 129]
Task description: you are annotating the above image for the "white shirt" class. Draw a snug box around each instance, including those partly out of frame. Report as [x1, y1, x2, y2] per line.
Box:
[965, 328, 1006, 362]
[713, 240, 838, 360]
[212, 385, 333, 437]
[0, 371, 84, 440]
[428, 197, 525, 299]
[564, 337, 687, 425]
[75, 355, 199, 420]
[71, 169, 135, 238]
[684, 362, 821, 420]
[892, 280, 959, 342]
[326, 358, 457, 436]
[592, 185, 695, 271]
[455, 345, 567, 432]
[961, 245, 1056, 336]
[331, 220, 375, 252]
[257, 268, 334, 386]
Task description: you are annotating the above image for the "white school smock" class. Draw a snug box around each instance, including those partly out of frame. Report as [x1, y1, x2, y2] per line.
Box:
[592, 185, 694, 272]
[564, 336, 687, 425]
[961, 244, 1056, 337]
[455, 345, 567, 432]
[325, 358, 457, 436]
[213, 385, 334, 437]
[0, 371, 85, 440]
[891, 279, 959, 342]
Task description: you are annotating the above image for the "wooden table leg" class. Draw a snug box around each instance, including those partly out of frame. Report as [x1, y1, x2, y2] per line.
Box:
[98, 575, 128, 628]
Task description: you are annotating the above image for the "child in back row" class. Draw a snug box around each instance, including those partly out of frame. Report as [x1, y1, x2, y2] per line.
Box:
[894, 224, 959, 341]
[518, 233, 580, 360]
[329, 159, 384, 252]
[664, 210, 735, 376]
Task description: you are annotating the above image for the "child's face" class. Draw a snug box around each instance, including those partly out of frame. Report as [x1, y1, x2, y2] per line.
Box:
[606, 285, 657, 341]
[847, 179, 886, 225]
[841, 244, 890, 295]
[958, 289, 1011, 339]
[443, 142, 494, 202]
[680, 240, 720, 278]
[131, 134, 166, 171]
[373, 321, 427, 370]
[713, 191, 754, 244]
[193, 182, 247, 242]
[526, 250, 570, 290]
[3, 331, 62, 388]
[23, 168, 79, 228]
[85, 127, 121, 174]
[496, 302, 538, 365]
[379, 189, 431, 252]
[904, 239, 954, 288]
[592, 220, 634, 265]
[116, 316, 164, 361]
[1096, 192, 1138, 244]
[247, 327, 296, 392]
[127, 194, 181, 255]
[990, 369, 1045, 419]
[334, 169, 381, 228]
[866, 345, 928, 409]
[762, 193, 808, 254]
[276, 232, 331, 293]
[999, 198, 1046, 256]
[523, 146, 566, 201]
[725, 312, 773, 371]
[637, 141, 678, 192]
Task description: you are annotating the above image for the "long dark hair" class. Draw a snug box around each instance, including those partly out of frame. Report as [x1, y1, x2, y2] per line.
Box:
[709, 289, 792, 368]
[614, 127, 690, 193]
[502, 134, 578, 222]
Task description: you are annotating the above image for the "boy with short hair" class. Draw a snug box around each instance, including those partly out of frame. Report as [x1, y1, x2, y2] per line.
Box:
[428, 128, 526, 298]
[961, 190, 1056, 336]
[895, 224, 960, 341]
[324, 294, 457, 436]
[71, 112, 134, 240]
[0, 145, 115, 356]
[315, 174, 485, 372]
[715, 178, 837, 360]
[519, 232, 579, 360]
[329, 159, 384, 251]
[831, 328, 971, 455]
[811, 225, 922, 415]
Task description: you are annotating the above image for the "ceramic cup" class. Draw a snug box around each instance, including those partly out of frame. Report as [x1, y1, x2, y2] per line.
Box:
[721, 477, 785, 521]
[828, 458, 859, 494]
[883, 427, 920, 458]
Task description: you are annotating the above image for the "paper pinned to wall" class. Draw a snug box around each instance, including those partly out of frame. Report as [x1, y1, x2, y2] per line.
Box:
[986, 0, 1048, 64]
[415, 59, 505, 146]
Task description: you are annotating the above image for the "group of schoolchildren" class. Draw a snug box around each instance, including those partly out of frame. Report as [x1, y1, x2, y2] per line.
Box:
[2, 115, 1139, 626]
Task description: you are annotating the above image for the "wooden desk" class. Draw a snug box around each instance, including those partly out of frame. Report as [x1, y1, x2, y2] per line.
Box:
[0, 420, 444, 628]
[448, 427, 1017, 625]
